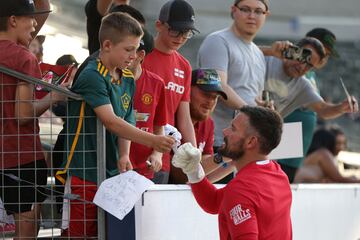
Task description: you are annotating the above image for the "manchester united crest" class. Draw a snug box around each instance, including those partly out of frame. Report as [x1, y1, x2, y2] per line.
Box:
[141, 93, 153, 105]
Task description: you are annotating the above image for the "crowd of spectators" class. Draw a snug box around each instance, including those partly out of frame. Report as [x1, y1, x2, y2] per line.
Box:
[0, 0, 359, 238]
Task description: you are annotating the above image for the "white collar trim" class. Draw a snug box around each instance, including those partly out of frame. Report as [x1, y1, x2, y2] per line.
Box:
[256, 160, 270, 165]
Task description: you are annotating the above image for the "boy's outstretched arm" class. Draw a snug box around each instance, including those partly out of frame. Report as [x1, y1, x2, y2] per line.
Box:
[94, 104, 175, 153]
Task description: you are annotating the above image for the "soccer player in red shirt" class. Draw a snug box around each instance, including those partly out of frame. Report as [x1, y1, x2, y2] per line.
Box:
[173, 106, 292, 240]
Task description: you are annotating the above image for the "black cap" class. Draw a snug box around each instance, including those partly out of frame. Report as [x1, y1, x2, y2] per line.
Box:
[159, 0, 199, 33]
[192, 69, 228, 100]
[56, 54, 79, 67]
[138, 28, 154, 55]
[0, 0, 51, 17]
[306, 28, 339, 58]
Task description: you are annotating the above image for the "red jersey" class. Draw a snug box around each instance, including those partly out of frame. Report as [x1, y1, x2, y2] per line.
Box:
[0, 40, 44, 168]
[142, 48, 192, 125]
[130, 69, 167, 179]
[194, 117, 214, 155]
[143, 49, 192, 172]
[191, 161, 292, 240]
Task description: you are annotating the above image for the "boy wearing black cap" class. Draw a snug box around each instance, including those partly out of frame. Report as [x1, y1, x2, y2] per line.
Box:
[143, 0, 199, 184]
[0, 0, 59, 238]
[128, 30, 169, 180]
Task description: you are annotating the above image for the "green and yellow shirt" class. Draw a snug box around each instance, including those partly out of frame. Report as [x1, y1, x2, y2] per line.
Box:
[64, 59, 135, 183]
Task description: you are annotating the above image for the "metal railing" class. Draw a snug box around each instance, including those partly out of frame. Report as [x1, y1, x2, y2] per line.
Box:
[0, 65, 107, 239]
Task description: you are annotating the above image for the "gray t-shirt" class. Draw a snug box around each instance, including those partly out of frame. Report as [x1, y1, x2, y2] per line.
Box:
[265, 57, 323, 118]
[198, 28, 266, 146]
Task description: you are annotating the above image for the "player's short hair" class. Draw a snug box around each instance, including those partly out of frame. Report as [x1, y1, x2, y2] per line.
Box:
[239, 106, 283, 155]
[99, 12, 143, 47]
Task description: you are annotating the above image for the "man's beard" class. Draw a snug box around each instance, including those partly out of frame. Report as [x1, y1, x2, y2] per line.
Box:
[190, 106, 207, 122]
[218, 137, 245, 160]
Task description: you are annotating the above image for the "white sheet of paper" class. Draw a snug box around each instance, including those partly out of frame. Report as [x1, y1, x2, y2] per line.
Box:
[268, 122, 303, 160]
[93, 170, 154, 220]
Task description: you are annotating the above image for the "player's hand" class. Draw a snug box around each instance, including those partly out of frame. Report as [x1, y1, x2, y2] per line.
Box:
[172, 142, 205, 183]
[117, 156, 133, 173]
[151, 135, 175, 153]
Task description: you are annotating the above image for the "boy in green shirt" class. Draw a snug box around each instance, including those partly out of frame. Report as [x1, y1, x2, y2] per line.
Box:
[61, 12, 174, 238]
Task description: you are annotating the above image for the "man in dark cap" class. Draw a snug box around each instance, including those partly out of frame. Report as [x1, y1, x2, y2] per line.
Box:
[173, 69, 233, 183]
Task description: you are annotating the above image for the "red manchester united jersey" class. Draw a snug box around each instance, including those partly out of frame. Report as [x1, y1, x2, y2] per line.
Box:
[130, 69, 167, 178]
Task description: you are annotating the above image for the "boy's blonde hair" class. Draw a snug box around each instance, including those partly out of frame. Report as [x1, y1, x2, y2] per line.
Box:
[99, 12, 143, 47]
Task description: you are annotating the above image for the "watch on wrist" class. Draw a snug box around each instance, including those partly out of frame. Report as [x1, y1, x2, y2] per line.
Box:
[213, 153, 224, 164]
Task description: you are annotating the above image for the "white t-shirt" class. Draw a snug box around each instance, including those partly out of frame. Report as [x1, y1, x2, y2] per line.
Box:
[198, 28, 266, 146]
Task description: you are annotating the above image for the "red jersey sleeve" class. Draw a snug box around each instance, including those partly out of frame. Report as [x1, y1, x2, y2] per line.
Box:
[190, 178, 225, 214]
[222, 185, 259, 239]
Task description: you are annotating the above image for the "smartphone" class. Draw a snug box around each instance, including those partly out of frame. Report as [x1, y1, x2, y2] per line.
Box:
[262, 90, 270, 102]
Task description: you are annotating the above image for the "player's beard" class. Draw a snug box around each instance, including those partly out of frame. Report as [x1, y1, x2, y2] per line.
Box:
[218, 137, 245, 160]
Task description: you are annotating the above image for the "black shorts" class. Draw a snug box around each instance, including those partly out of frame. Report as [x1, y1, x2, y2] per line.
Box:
[0, 160, 47, 214]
